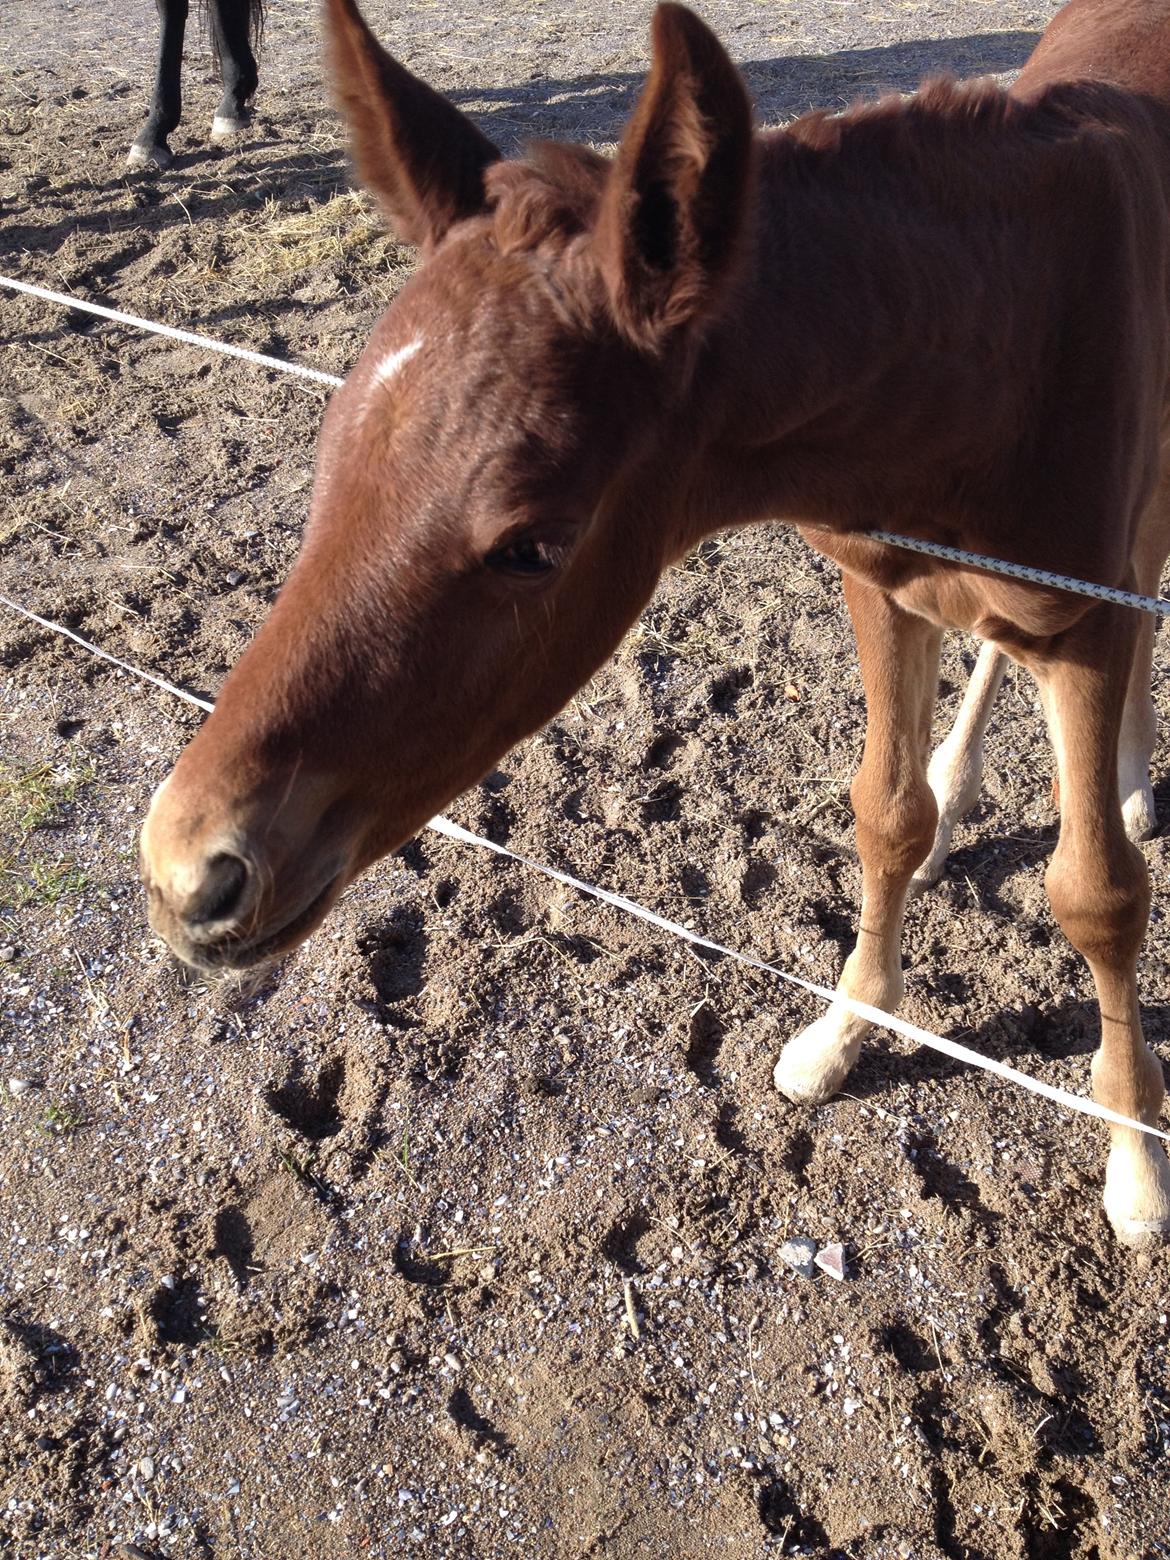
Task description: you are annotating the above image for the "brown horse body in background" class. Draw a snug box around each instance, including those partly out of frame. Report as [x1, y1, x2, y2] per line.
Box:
[141, 0, 1170, 1242]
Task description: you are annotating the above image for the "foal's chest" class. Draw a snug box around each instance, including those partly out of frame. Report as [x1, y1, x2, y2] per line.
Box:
[797, 525, 1090, 651]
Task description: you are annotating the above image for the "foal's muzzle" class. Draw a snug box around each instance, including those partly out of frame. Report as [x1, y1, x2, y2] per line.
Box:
[139, 774, 348, 971]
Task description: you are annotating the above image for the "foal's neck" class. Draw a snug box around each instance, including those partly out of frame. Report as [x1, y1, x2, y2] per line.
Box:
[684, 89, 1083, 545]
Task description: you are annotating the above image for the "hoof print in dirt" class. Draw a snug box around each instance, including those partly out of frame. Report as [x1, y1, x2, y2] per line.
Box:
[709, 664, 752, 715]
[601, 1209, 652, 1274]
[739, 855, 777, 908]
[0, 1320, 79, 1408]
[780, 1124, 815, 1188]
[713, 1100, 750, 1157]
[149, 1275, 208, 1348]
[264, 1055, 346, 1141]
[877, 1320, 937, 1375]
[359, 907, 428, 1009]
[447, 1385, 511, 1454]
[212, 1204, 257, 1291]
[643, 729, 684, 771]
[639, 775, 683, 824]
[756, 1477, 828, 1546]
[392, 1232, 449, 1287]
[684, 1002, 724, 1083]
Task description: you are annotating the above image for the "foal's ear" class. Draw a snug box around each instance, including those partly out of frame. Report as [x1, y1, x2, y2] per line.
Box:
[593, 3, 754, 349]
[323, 0, 500, 248]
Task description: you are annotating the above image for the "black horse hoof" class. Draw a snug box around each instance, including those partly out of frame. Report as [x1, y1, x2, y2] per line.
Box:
[126, 140, 172, 170]
[210, 112, 250, 144]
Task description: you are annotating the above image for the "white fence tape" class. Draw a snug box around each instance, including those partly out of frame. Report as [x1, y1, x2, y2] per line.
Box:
[4, 272, 1169, 615]
[0, 275, 343, 389]
[1, 590, 1166, 1143]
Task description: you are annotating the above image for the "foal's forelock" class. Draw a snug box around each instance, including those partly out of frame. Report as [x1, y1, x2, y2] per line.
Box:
[484, 147, 608, 255]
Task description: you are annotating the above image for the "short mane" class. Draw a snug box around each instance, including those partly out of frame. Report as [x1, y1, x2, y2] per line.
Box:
[485, 142, 608, 254]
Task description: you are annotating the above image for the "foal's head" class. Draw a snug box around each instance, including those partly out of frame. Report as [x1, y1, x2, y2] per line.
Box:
[141, 0, 754, 969]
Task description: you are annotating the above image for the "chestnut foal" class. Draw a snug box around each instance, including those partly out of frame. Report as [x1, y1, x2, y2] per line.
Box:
[141, 0, 1170, 1242]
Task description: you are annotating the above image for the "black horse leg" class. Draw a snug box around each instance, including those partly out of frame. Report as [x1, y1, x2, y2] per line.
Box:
[128, 0, 189, 169]
[209, 0, 261, 142]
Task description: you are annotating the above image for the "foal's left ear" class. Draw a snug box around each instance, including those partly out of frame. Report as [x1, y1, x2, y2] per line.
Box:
[323, 0, 500, 248]
[592, 4, 754, 350]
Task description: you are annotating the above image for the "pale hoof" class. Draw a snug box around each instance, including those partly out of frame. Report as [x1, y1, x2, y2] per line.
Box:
[773, 1013, 861, 1105]
[210, 113, 249, 144]
[1104, 1143, 1170, 1245]
[1111, 1217, 1170, 1246]
[127, 141, 171, 170]
[1121, 784, 1158, 843]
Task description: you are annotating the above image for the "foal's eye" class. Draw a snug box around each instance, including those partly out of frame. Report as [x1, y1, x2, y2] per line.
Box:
[485, 535, 564, 578]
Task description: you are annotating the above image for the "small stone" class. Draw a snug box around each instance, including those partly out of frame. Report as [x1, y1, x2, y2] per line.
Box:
[138, 1455, 155, 1480]
[225, 570, 246, 587]
[814, 1243, 847, 1281]
[7, 1078, 33, 1097]
[0, 945, 16, 962]
[843, 1397, 860, 1417]
[778, 1238, 818, 1279]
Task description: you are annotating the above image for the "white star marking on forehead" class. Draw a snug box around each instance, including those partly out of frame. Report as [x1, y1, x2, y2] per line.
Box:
[370, 335, 424, 389]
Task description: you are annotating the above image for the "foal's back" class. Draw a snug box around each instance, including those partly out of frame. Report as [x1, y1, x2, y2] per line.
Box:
[1015, 0, 1170, 101]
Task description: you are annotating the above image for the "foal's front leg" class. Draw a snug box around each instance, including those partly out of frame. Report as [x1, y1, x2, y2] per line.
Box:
[1031, 609, 1170, 1242]
[775, 580, 940, 1102]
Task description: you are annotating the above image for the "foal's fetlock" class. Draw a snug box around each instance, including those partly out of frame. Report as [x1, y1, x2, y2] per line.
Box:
[1121, 781, 1158, 843]
[911, 829, 953, 893]
[1103, 1139, 1170, 1244]
[912, 746, 982, 891]
[773, 1010, 864, 1105]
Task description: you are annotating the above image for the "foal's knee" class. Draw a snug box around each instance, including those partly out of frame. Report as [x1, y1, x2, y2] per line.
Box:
[1045, 838, 1150, 967]
[852, 766, 937, 881]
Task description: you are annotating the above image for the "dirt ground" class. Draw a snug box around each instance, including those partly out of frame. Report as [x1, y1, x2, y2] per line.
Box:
[3, 2, 1170, 1557]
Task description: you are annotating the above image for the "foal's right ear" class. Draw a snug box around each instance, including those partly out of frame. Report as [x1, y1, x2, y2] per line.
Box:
[593, 3, 754, 350]
[323, 0, 500, 248]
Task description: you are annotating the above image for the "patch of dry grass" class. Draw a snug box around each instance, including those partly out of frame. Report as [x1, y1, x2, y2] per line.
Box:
[185, 189, 408, 294]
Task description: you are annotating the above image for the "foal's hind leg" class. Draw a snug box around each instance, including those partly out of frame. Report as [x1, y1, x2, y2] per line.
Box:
[1032, 606, 1170, 1243]
[209, 0, 260, 143]
[1118, 609, 1158, 841]
[1118, 475, 1170, 840]
[775, 580, 939, 1103]
[913, 640, 1007, 890]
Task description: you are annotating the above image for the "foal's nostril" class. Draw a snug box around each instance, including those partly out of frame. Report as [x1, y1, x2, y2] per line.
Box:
[187, 852, 250, 926]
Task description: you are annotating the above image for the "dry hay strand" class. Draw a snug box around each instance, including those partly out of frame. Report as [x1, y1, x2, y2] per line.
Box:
[191, 190, 409, 295]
